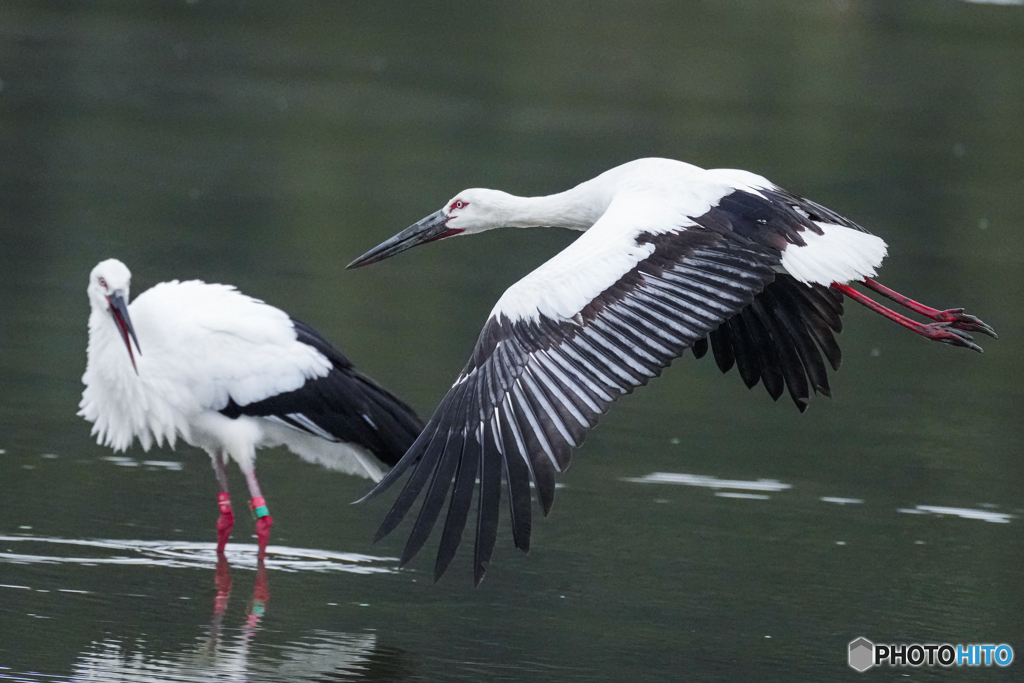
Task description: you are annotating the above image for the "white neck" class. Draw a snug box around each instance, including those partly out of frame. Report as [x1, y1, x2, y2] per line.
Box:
[482, 182, 610, 231]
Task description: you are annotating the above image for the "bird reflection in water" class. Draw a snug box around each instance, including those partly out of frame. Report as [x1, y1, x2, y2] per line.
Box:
[197, 554, 271, 670]
[69, 557, 404, 682]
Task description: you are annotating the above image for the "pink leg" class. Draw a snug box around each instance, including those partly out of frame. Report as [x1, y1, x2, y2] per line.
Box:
[833, 283, 984, 352]
[243, 468, 273, 560]
[211, 450, 234, 554]
[862, 278, 997, 338]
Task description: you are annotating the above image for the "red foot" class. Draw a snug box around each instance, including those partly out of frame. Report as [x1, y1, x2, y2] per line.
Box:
[916, 322, 983, 351]
[833, 283, 984, 353]
[216, 493, 234, 554]
[255, 515, 274, 559]
[927, 308, 997, 337]
[861, 278, 997, 338]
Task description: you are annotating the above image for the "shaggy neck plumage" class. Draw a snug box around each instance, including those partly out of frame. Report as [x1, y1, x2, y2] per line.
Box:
[81, 306, 179, 452]
[87, 308, 132, 375]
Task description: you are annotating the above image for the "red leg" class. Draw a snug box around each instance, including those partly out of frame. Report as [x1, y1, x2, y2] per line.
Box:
[251, 497, 274, 560]
[216, 493, 235, 554]
[243, 467, 273, 560]
[833, 283, 984, 353]
[211, 450, 234, 554]
[862, 278, 997, 338]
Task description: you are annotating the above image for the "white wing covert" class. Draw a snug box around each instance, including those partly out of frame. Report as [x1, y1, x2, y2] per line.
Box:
[132, 281, 333, 411]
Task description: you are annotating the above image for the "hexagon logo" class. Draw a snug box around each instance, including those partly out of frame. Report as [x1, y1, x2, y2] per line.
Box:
[849, 637, 875, 672]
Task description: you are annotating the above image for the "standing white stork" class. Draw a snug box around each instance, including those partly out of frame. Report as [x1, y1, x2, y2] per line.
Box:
[80, 259, 423, 558]
[347, 157, 997, 585]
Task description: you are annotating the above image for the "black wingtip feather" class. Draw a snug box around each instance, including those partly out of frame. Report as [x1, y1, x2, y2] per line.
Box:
[357, 428, 432, 508]
[742, 306, 786, 401]
[473, 442, 503, 587]
[499, 421, 533, 553]
[696, 276, 847, 411]
[708, 328, 735, 374]
[726, 316, 763, 390]
[400, 429, 462, 566]
[371, 416, 452, 543]
[765, 288, 831, 398]
[692, 336, 709, 359]
[434, 422, 483, 582]
[752, 298, 810, 410]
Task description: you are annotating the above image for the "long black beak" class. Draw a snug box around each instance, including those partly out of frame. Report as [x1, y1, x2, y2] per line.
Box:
[347, 210, 463, 269]
[107, 292, 142, 374]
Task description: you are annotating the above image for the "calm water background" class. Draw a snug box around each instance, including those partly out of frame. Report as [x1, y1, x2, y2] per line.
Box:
[1, 1, 1022, 680]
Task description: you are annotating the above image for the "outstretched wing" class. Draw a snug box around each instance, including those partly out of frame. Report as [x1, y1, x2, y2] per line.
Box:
[366, 187, 857, 584]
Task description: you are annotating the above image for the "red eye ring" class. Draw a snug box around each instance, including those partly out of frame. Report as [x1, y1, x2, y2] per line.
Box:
[449, 199, 467, 211]
[98, 277, 108, 288]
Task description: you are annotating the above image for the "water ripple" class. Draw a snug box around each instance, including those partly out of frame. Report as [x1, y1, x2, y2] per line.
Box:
[896, 505, 1014, 523]
[2, 630, 385, 683]
[622, 472, 792, 492]
[0, 535, 397, 574]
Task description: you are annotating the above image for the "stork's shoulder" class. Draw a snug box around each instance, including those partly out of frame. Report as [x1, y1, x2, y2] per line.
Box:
[133, 279, 296, 344]
[133, 279, 259, 315]
[131, 280, 247, 323]
[705, 167, 774, 189]
[596, 158, 771, 187]
[588, 160, 773, 223]
[592, 157, 708, 190]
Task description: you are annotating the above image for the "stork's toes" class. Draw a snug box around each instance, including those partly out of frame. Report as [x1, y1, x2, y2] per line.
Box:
[937, 309, 998, 338]
[923, 322, 983, 353]
[255, 514, 274, 559]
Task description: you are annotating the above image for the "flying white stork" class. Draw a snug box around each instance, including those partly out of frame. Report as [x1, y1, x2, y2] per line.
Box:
[347, 157, 997, 585]
[80, 259, 423, 557]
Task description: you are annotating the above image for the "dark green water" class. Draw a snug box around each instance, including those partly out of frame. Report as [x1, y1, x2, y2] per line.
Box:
[1, 1, 1022, 680]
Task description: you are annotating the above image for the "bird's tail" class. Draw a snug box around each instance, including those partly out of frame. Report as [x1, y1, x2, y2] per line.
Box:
[284, 436, 387, 482]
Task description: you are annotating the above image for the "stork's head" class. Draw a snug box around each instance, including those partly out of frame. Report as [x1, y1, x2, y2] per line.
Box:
[347, 188, 511, 268]
[88, 258, 141, 373]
